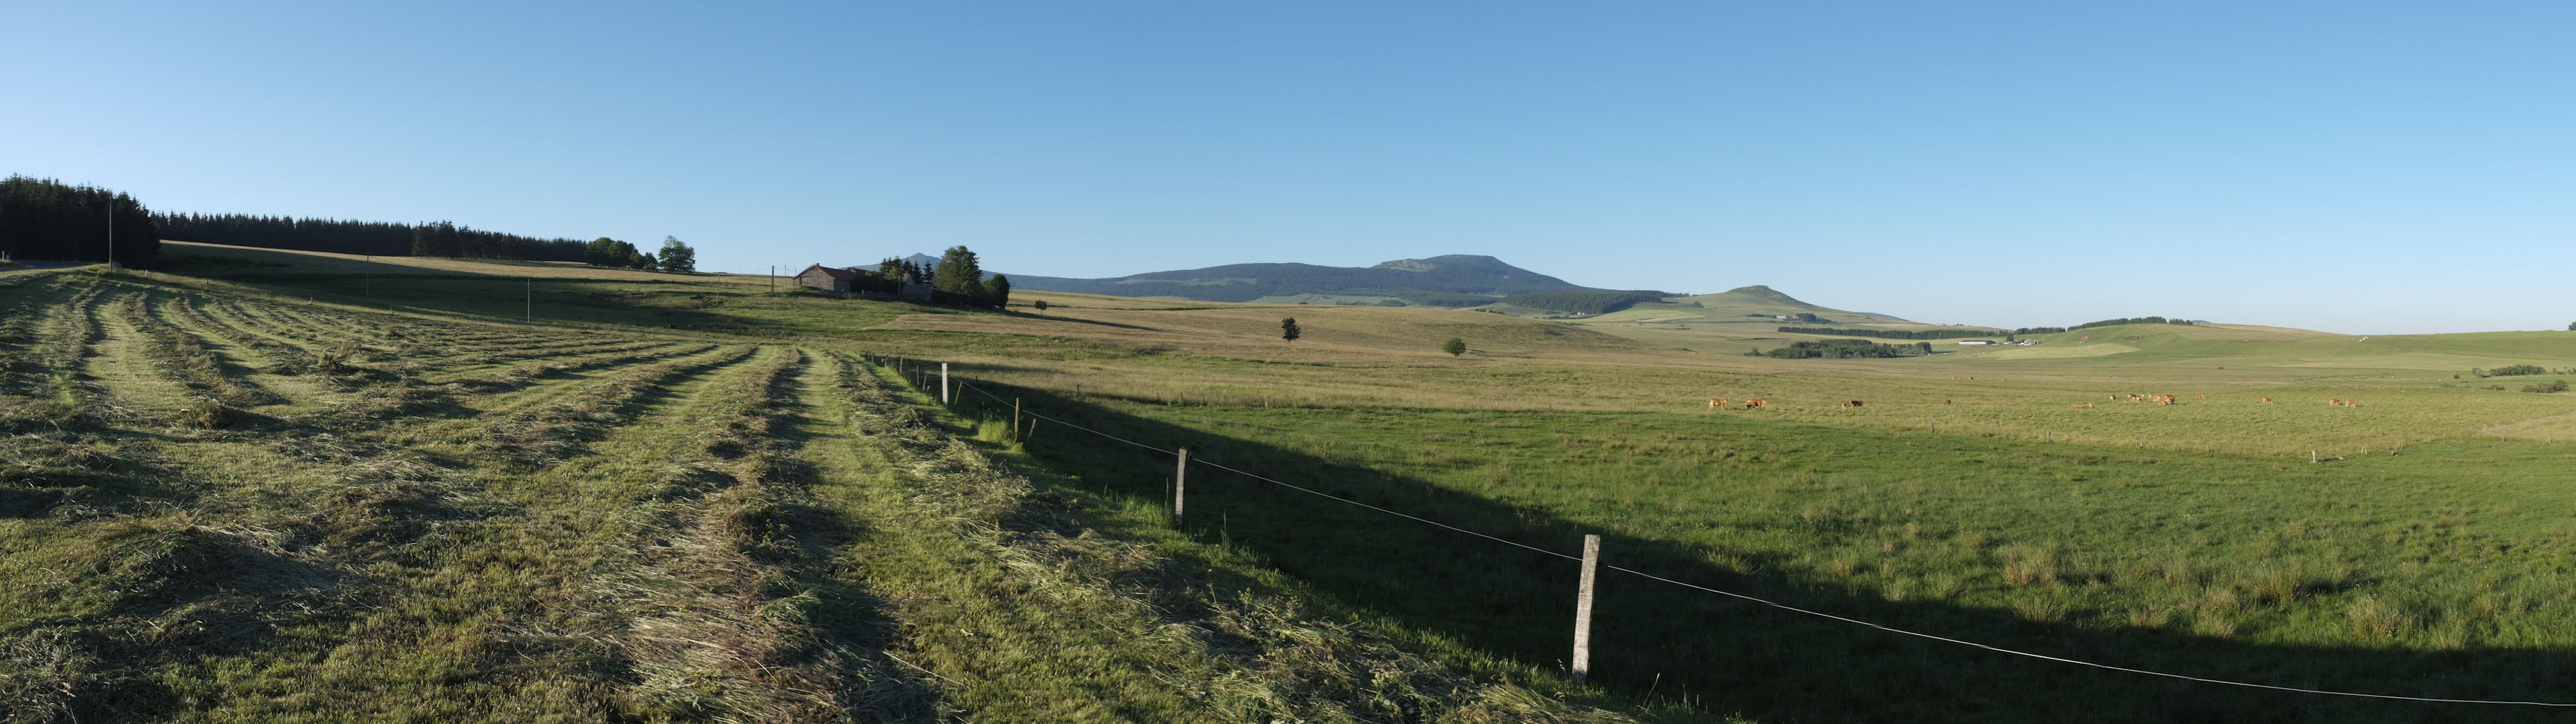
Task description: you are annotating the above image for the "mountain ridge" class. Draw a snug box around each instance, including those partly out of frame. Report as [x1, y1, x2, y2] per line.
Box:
[994, 254, 1596, 306]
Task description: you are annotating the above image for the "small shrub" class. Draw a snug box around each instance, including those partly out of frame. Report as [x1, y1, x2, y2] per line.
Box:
[2521, 380, 2568, 393]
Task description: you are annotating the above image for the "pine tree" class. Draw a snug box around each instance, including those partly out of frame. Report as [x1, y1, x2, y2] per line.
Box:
[1281, 317, 1302, 343]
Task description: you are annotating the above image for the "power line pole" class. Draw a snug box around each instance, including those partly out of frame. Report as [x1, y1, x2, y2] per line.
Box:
[104, 195, 115, 271]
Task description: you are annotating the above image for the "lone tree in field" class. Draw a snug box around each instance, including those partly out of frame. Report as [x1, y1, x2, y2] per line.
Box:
[1033, 299, 1049, 312]
[1443, 337, 1466, 356]
[657, 236, 696, 273]
[2568, 321, 2575, 331]
[1281, 317, 1301, 343]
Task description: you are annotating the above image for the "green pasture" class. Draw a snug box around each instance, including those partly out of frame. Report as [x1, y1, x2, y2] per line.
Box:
[25, 243, 2576, 721]
[947, 387, 2576, 722]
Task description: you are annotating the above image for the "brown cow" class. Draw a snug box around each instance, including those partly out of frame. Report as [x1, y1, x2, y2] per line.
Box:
[1745, 399, 1767, 409]
[2350, 399, 2362, 408]
[1844, 399, 1864, 409]
[2330, 398, 2343, 406]
[2261, 397, 2274, 403]
[1709, 398, 1728, 409]
[1943, 399, 1952, 405]
[2197, 392, 2206, 399]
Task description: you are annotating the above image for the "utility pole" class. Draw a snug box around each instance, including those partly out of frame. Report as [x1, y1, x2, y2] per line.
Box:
[524, 277, 531, 322]
[770, 265, 776, 293]
[104, 195, 115, 271]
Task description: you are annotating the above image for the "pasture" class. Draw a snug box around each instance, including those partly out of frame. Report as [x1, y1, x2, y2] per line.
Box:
[13, 244, 2576, 722]
[0, 267, 1618, 723]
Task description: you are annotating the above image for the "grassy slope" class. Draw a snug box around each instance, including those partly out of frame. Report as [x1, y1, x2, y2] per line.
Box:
[67, 245, 2576, 721]
[0, 267, 1633, 723]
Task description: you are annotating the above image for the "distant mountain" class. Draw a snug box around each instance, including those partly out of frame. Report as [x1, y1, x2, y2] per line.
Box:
[1002, 254, 1602, 306]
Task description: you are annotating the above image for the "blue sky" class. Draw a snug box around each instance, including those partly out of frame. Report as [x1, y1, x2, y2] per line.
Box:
[5, 1, 2569, 334]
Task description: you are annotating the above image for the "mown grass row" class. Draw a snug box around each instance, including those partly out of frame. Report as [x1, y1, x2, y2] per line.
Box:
[2, 279, 114, 431]
[578, 346, 935, 721]
[116, 292, 279, 425]
[457, 345, 760, 467]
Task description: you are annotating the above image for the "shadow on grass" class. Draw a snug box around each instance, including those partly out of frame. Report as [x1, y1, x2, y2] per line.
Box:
[951, 383, 2576, 723]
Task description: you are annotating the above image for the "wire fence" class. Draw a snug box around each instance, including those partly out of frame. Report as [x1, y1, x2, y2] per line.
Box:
[898, 358, 2576, 708]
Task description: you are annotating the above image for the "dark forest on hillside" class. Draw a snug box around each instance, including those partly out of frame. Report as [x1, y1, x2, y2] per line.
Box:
[157, 213, 592, 262]
[0, 175, 160, 267]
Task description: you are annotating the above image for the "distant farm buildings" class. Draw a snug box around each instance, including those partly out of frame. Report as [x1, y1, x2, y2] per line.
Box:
[792, 263, 932, 300]
[794, 264, 857, 293]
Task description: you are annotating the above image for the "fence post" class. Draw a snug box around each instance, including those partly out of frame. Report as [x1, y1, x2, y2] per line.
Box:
[1173, 448, 1189, 529]
[1571, 534, 1600, 685]
[941, 363, 950, 405]
[1014, 397, 1023, 440]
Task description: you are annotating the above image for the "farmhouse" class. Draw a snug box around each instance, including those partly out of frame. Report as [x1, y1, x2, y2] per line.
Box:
[1957, 339, 1998, 345]
[793, 264, 857, 293]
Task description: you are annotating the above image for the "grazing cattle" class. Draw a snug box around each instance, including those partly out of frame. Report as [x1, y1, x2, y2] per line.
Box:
[1943, 399, 1952, 405]
[1710, 398, 1727, 409]
[2350, 399, 2362, 408]
[1844, 399, 1864, 409]
[2197, 392, 2206, 399]
[1745, 399, 1767, 409]
[2261, 397, 2274, 403]
[2159, 395, 2176, 405]
[2330, 398, 2343, 406]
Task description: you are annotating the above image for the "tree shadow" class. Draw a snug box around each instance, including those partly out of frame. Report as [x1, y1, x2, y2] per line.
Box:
[958, 383, 2576, 723]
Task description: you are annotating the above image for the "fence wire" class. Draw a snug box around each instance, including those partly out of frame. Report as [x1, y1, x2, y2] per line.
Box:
[931, 368, 2576, 707]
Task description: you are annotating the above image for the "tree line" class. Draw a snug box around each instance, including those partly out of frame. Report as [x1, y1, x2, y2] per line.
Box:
[2471, 365, 2565, 378]
[1775, 325, 2007, 340]
[2069, 316, 2195, 331]
[154, 210, 698, 269]
[156, 214, 414, 257]
[579, 236, 696, 273]
[1749, 339, 1930, 358]
[1497, 290, 1669, 315]
[1, 175, 161, 267]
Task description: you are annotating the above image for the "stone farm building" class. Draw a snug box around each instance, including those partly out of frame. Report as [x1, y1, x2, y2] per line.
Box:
[793, 264, 857, 293]
[792, 263, 933, 300]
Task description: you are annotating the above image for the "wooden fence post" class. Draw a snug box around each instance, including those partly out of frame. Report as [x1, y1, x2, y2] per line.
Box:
[1572, 534, 1600, 685]
[1173, 448, 1189, 529]
[941, 363, 950, 405]
[1014, 397, 1023, 440]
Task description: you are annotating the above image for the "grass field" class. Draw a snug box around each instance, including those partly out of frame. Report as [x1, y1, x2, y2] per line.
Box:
[13, 244, 2576, 722]
[0, 267, 1630, 723]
